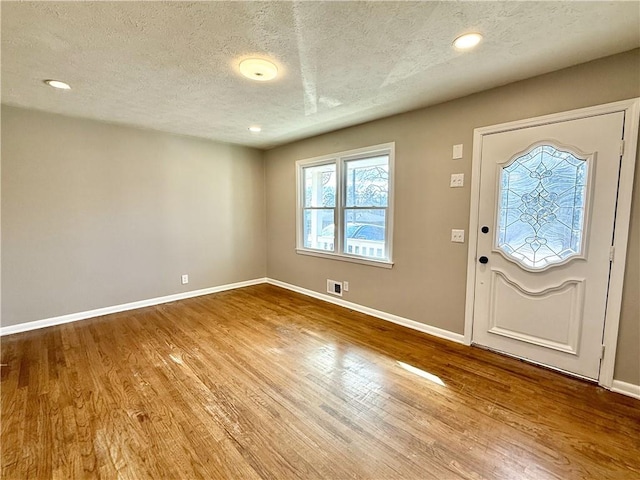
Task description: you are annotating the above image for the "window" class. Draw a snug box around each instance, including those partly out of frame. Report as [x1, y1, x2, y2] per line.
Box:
[496, 143, 590, 270]
[296, 143, 394, 267]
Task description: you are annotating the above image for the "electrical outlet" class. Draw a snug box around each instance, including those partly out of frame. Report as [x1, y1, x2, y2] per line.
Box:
[181, 274, 189, 285]
[451, 229, 465, 243]
[452, 144, 463, 159]
[450, 173, 464, 188]
[343, 281, 349, 292]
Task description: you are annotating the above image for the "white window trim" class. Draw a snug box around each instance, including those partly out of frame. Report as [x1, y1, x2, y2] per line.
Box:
[295, 142, 395, 268]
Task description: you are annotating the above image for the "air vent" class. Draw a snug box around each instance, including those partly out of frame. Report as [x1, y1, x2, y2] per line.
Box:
[327, 279, 343, 297]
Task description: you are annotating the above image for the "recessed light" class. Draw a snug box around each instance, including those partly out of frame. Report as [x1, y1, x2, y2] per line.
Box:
[453, 33, 483, 50]
[248, 126, 262, 133]
[239, 58, 278, 81]
[44, 79, 71, 90]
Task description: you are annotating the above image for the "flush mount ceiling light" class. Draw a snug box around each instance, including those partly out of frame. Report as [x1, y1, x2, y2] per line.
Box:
[44, 79, 71, 90]
[453, 33, 483, 50]
[239, 58, 278, 81]
[248, 126, 262, 133]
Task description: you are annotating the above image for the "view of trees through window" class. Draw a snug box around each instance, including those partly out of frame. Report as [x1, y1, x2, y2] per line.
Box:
[302, 154, 390, 260]
[344, 156, 388, 257]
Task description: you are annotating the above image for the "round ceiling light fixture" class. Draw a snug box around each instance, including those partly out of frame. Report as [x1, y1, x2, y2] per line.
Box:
[44, 79, 71, 90]
[239, 58, 278, 81]
[248, 126, 262, 133]
[453, 33, 483, 50]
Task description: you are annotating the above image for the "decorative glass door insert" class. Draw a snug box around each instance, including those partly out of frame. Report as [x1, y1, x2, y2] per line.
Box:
[496, 143, 591, 270]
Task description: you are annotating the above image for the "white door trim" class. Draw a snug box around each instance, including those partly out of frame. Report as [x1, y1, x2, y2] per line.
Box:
[463, 98, 640, 389]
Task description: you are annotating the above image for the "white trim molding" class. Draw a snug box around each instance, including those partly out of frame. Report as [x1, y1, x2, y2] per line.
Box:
[267, 278, 465, 345]
[1, 276, 464, 345]
[4, 274, 637, 401]
[295, 142, 395, 267]
[0, 278, 268, 336]
[3, 275, 465, 345]
[611, 380, 640, 401]
[464, 98, 640, 390]
[295, 248, 394, 269]
[599, 98, 640, 388]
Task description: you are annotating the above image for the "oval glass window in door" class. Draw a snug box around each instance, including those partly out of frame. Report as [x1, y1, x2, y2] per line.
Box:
[496, 144, 590, 270]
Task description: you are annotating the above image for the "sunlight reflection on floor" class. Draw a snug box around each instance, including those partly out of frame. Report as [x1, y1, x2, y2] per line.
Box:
[397, 361, 446, 386]
[169, 353, 184, 365]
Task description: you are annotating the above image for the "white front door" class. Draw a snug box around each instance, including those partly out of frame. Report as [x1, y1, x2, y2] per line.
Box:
[471, 111, 625, 380]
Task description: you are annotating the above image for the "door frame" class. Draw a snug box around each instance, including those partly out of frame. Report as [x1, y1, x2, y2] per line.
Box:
[463, 98, 640, 389]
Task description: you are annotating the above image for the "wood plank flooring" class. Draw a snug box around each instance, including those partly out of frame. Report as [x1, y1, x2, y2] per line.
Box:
[1, 284, 639, 479]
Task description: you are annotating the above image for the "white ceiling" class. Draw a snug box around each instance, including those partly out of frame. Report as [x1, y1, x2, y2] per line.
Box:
[2, 1, 639, 149]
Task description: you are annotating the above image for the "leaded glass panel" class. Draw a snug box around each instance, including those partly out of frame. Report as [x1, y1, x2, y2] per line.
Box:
[496, 144, 588, 269]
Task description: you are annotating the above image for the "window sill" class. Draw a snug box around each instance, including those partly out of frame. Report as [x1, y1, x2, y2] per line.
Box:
[295, 248, 394, 269]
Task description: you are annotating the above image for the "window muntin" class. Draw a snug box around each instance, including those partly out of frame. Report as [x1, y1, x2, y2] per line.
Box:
[296, 144, 394, 267]
[496, 144, 589, 270]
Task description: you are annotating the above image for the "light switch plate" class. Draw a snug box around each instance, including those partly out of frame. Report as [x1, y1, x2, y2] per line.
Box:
[453, 144, 463, 159]
[451, 229, 465, 243]
[450, 173, 464, 187]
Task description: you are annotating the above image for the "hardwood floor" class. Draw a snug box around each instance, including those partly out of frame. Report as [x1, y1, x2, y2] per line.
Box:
[1, 284, 639, 479]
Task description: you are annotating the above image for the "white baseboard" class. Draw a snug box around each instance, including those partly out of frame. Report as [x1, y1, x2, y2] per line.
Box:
[0, 277, 463, 344]
[266, 278, 465, 345]
[611, 380, 640, 400]
[5, 275, 634, 400]
[0, 278, 268, 336]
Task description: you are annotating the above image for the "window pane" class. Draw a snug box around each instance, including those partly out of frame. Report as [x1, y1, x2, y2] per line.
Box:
[497, 144, 588, 269]
[303, 164, 336, 208]
[303, 209, 335, 251]
[345, 155, 389, 207]
[344, 209, 386, 259]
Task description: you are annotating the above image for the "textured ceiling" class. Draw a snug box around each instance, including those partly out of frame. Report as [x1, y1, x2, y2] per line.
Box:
[2, 1, 639, 149]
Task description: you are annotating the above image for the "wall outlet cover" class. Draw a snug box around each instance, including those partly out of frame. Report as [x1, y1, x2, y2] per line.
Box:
[451, 229, 465, 243]
[450, 173, 464, 188]
[453, 144, 463, 159]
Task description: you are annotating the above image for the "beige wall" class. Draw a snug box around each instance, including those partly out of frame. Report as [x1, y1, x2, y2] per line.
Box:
[2, 50, 638, 385]
[264, 49, 640, 385]
[1, 106, 266, 326]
